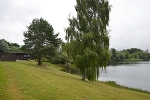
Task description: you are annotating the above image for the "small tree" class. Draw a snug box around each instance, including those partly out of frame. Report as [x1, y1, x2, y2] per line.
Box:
[62, 41, 77, 73]
[0, 39, 9, 56]
[23, 17, 61, 65]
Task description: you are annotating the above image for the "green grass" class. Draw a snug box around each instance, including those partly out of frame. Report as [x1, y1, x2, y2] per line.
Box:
[123, 59, 143, 62]
[104, 81, 150, 94]
[0, 61, 150, 100]
[0, 62, 11, 100]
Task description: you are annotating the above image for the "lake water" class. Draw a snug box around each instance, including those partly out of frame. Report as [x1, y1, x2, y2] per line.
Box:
[98, 61, 150, 91]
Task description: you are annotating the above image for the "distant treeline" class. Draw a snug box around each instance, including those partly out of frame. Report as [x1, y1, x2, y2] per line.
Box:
[1, 39, 150, 64]
[41, 47, 150, 64]
[109, 48, 150, 64]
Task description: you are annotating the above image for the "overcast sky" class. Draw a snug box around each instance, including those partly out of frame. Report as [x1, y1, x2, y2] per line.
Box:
[0, 0, 150, 51]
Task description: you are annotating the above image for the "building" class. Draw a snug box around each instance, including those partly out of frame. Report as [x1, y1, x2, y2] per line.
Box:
[0, 53, 34, 61]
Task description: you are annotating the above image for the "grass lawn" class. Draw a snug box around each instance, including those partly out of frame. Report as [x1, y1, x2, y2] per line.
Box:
[0, 61, 150, 100]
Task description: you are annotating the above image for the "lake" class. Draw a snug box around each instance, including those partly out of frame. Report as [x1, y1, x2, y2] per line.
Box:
[98, 61, 150, 91]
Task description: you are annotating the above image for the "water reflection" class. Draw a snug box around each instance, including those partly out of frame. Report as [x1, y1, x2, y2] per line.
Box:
[99, 61, 150, 91]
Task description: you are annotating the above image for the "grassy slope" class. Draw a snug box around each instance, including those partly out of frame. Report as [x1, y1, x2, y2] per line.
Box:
[0, 61, 150, 100]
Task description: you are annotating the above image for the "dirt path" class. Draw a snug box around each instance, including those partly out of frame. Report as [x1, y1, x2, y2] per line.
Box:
[4, 65, 24, 100]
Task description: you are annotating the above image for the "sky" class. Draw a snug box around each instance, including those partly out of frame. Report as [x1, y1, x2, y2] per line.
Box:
[0, 0, 150, 51]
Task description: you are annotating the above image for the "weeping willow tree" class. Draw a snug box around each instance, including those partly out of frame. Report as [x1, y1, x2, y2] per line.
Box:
[61, 42, 74, 73]
[65, 0, 111, 81]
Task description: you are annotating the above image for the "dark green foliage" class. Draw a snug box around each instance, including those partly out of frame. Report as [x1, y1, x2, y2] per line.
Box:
[110, 48, 125, 63]
[125, 52, 129, 59]
[9, 45, 21, 53]
[75, 55, 86, 76]
[0, 39, 21, 53]
[23, 17, 61, 65]
[125, 48, 143, 54]
[0, 39, 9, 56]
[141, 50, 150, 61]
[110, 48, 150, 63]
[65, 0, 111, 81]
[10, 43, 20, 48]
[63, 40, 73, 72]
[50, 53, 66, 64]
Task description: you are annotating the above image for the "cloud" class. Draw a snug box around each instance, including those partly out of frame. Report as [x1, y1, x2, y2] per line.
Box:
[0, 0, 76, 45]
[0, 0, 150, 51]
[109, 0, 150, 50]
[36, 0, 76, 40]
[0, 0, 41, 45]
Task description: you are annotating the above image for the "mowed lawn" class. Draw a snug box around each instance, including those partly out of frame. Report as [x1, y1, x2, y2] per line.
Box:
[0, 61, 150, 100]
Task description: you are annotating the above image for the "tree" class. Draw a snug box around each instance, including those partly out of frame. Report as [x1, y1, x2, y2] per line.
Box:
[0, 39, 21, 53]
[126, 48, 142, 54]
[141, 50, 150, 61]
[110, 48, 125, 62]
[125, 51, 129, 59]
[8, 43, 21, 53]
[0, 39, 9, 56]
[23, 18, 61, 65]
[110, 48, 117, 61]
[65, 0, 111, 81]
[49, 45, 66, 64]
[62, 41, 78, 73]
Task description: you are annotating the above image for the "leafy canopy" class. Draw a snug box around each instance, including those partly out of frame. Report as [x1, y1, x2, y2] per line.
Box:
[23, 17, 61, 65]
[0, 39, 9, 56]
[65, 0, 111, 81]
[0, 39, 21, 54]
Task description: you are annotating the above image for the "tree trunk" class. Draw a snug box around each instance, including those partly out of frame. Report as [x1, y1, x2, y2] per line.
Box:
[69, 60, 71, 73]
[66, 62, 71, 73]
[38, 57, 42, 66]
[82, 73, 86, 81]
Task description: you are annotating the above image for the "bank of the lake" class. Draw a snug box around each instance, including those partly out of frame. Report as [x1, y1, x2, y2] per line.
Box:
[123, 59, 143, 62]
[99, 61, 150, 92]
[1, 61, 150, 100]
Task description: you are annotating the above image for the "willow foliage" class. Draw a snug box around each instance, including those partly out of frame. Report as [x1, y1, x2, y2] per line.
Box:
[65, 0, 111, 81]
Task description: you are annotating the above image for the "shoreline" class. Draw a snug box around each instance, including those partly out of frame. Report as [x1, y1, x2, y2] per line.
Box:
[102, 81, 150, 94]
